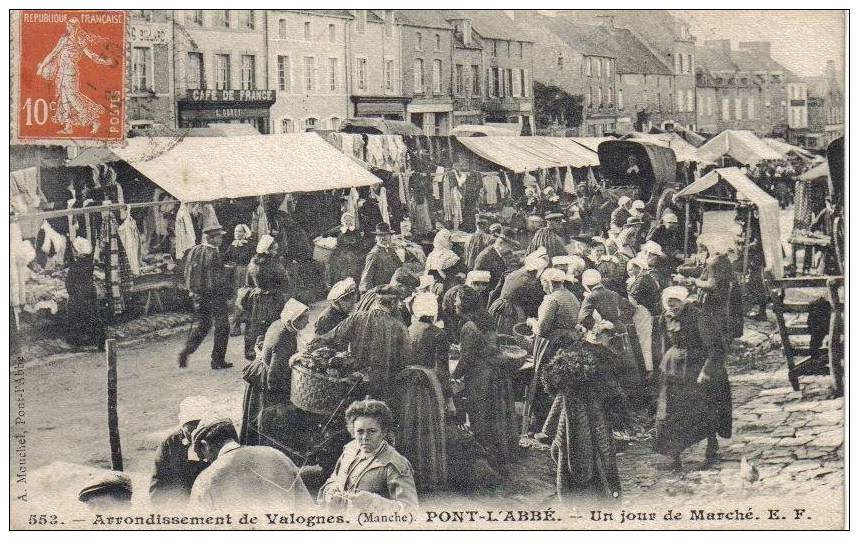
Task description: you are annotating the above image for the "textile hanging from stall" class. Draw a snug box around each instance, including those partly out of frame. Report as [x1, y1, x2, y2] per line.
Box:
[174, 203, 197, 260]
[407, 172, 433, 235]
[563, 166, 576, 194]
[481, 172, 502, 205]
[11, 166, 43, 238]
[348, 188, 361, 231]
[11, 223, 36, 308]
[250, 198, 270, 239]
[587, 167, 599, 187]
[100, 213, 126, 315]
[117, 214, 142, 276]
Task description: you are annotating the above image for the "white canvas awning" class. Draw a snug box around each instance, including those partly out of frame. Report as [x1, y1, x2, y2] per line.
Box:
[798, 161, 829, 181]
[762, 138, 815, 160]
[696, 130, 784, 166]
[677, 167, 783, 277]
[457, 136, 599, 172]
[626, 132, 707, 163]
[108, 133, 381, 202]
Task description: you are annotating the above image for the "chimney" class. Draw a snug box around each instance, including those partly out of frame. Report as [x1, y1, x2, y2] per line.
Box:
[704, 39, 732, 56]
[738, 41, 771, 58]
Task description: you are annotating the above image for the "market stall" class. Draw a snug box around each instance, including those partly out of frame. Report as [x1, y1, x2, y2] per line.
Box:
[695, 129, 784, 166]
[675, 167, 783, 278]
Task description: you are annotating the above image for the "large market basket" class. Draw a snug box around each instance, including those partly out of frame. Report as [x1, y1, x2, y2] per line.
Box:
[290, 363, 356, 416]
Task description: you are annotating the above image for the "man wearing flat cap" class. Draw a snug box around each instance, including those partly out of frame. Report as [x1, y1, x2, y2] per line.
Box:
[360, 223, 403, 293]
[527, 212, 567, 259]
[190, 417, 312, 511]
[315, 277, 357, 336]
[464, 213, 497, 269]
[180, 222, 234, 370]
[475, 226, 518, 297]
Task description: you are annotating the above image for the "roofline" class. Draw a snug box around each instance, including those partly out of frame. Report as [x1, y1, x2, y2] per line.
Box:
[277, 9, 354, 20]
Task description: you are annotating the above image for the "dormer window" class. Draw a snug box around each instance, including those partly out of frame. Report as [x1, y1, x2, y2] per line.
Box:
[462, 20, 471, 45]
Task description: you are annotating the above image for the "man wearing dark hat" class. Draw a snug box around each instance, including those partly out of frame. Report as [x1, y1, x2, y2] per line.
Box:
[180, 222, 234, 370]
[359, 222, 403, 293]
[354, 266, 419, 324]
[310, 284, 410, 401]
[527, 212, 567, 259]
[475, 227, 517, 298]
[463, 212, 496, 269]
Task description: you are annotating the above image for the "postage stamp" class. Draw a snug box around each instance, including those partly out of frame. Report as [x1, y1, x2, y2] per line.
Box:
[13, 10, 127, 145]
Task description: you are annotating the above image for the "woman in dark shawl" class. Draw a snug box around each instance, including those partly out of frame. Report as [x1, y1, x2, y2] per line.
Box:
[324, 213, 364, 289]
[242, 235, 291, 360]
[452, 286, 517, 466]
[654, 286, 732, 471]
[65, 237, 106, 349]
[240, 299, 309, 447]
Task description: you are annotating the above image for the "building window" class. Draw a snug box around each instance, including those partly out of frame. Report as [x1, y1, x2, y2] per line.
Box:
[240, 55, 256, 90]
[687, 54, 693, 74]
[735, 97, 742, 119]
[471, 64, 480, 96]
[748, 98, 755, 120]
[304, 21, 311, 41]
[214, 10, 230, 28]
[606, 59, 611, 78]
[596, 87, 602, 107]
[330, 117, 341, 131]
[679, 54, 685, 74]
[595, 58, 601, 78]
[328, 58, 338, 91]
[215, 54, 230, 90]
[281, 118, 294, 133]
[455, 64, 464, 96]
[239, 10, 254, 30]
[686, 90, 694, 112]
[329, 24, 336, 42]
[131, 47, 151, 93]
[586, 58, 592, 77]
[304, 57, 316, 91]
[385, 60, 394, 91]
[722, 98, 730, 120]
[356, 58, 367, 91]
[512, 68, 521, 97]
[416, 32, 423, 51]
[278, 19, 286, 39]
[607, 87, 613, 106]
[414, 59, 424, 93]
[520, 69, 528, 98]
[277, 56, 290, 92]
[305, 117, 318, 130]
[432, 59, 442, 94]
[518, 42, 524, 58]
[618, 88, 624, 110]
[356, 10, 367, 33]
[187, 10, 203, 26]
[587, 87, 592, 108]
[707, 96, 714, 116]
[187, 52, 204, 89]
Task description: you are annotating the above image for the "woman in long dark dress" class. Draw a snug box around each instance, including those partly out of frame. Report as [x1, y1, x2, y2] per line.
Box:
[65, 237, 106, 349]
[452, 286, 517, 466]
[240, 299, 308, 446]
[654, 286, 732, 471]
[243, 235, 291, 360]
[325, 213, 364, 289]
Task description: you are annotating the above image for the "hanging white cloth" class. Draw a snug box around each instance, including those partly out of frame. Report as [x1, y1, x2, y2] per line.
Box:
[11, 223, 36, 308]
[174, 203, 196, 259]
[117, 214, 142, 275]
[563, 166, 576, 194]
[348, 188, 360, 231]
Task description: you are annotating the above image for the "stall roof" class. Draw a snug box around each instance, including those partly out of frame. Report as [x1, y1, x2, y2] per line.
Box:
[798, 161, 829, 181]
[457, 136, 600, 171]
[66, 146, 119, 167]
[695, 130, 784, 166]
[762, 138, 815, 160]
[108, 133, 381, 202]
[451, 124, 518, 137]
[338, 118, 423, 136]
[625, 132, 706, 164]
[676, 167, 783, 277]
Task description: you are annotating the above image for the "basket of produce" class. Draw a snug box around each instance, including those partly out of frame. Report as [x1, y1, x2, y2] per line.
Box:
[290, 347, 360, 416]
[312, 236, 338, 263]
[512, 322, 534, 348]
[496, 343, 529, 372]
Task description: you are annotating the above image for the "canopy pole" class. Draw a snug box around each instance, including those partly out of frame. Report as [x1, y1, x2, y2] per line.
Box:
[683, 200, 691, 258]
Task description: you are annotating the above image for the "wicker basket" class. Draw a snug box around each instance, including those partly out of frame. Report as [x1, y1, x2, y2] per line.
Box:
[312, 237, 336, 263]
[290, 363, 355, 416]
[512, 322, 534, 348]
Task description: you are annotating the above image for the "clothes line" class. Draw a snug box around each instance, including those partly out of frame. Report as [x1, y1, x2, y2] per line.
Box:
[10, 200, 179, 224]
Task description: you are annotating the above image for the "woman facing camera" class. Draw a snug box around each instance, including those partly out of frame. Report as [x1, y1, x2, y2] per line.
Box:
[319, 400, 419, 513]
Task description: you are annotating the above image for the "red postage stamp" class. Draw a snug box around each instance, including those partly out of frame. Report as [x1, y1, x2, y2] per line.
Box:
[14, 10, 127, 144]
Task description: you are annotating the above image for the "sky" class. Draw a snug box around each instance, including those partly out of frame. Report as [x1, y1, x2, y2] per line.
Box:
[672, 10, 845, 77]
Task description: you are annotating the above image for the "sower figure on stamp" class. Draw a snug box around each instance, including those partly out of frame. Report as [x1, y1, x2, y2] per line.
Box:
[179, 222, 234, 370]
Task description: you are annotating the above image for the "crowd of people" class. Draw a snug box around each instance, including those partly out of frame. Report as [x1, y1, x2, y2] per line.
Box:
[76, 175, 769, 514]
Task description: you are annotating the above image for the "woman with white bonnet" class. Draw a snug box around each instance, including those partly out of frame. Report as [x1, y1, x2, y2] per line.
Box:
[240, 298, 310, 446]
[224, 224, 256, 336]
[65, 236, 105, 349]
[315, 277, 357, 336]
[407, 292, 451, 398]
[675, 234, 734, 348]
[325, 212, 364, 289]
[242, 234, 291, 360]
[654, 286, 731, 471]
